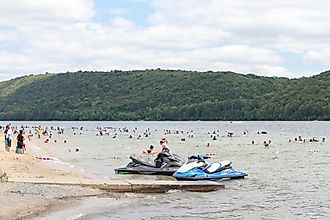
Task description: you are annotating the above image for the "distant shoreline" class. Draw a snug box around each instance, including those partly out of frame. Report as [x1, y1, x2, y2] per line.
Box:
[0, 70, 328, 121]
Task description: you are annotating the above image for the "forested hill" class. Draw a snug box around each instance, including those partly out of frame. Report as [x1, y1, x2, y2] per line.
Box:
[0, 69, 329, 121]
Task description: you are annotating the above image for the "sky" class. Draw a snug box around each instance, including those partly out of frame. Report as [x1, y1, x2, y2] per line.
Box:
[0, 0, 329, 80]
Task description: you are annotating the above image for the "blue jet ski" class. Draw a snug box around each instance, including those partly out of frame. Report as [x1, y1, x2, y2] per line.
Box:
[173, 155, 247, 181]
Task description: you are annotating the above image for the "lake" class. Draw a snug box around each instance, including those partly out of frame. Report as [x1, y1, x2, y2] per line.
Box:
[5, 121, 329, 220]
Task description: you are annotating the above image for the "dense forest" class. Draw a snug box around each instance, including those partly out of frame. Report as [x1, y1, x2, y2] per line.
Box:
[0, 69, 329, 121]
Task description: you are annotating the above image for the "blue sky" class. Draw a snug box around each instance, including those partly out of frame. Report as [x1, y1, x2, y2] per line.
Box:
[93, 0, 153, 25]
[0, 0, 329, 80]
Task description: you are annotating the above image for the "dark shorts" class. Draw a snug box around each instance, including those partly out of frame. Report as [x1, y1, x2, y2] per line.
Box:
[17, 141, 24, 149]
[6, 139, 11, 147]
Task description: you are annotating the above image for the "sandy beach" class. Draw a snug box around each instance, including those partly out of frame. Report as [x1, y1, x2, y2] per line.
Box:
[0, 133, 105, 220]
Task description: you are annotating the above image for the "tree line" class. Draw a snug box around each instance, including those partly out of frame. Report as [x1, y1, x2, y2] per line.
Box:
[0, 69, 328, 121]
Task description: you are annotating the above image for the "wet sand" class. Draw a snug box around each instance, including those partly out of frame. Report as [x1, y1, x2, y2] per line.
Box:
[0, 134, 105, 220]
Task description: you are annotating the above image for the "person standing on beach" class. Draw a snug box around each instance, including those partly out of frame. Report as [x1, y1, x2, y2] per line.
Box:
[16, 130, 25, 154]
[4, 125, 8, 149]
[5, 126, 13, 152]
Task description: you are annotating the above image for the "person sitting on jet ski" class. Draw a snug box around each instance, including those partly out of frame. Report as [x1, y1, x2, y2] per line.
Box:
[159, 138, 170, 153]
[154, 138, 172, 168]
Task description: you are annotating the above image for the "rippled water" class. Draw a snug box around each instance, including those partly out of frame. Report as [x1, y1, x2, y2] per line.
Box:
[6, 121, 330, 220]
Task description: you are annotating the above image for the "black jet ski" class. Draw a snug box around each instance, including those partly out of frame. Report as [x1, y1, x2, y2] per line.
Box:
[115, 152, 184, 175]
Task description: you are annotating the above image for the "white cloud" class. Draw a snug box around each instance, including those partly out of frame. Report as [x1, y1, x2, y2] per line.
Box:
[304, 49, 330, 64]
[253, 65, 290, 78]
[110, 8, 126, 16]
[0, 0, 329, 80]
[0, 0, 93, 24]
[151, 1, 330, 43]
[111, 17, 135, 28]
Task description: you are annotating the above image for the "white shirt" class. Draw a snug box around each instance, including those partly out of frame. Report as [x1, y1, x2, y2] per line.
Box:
[6, 128, 12, 140]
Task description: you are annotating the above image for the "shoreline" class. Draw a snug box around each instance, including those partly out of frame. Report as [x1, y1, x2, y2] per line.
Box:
[0, 133, 106, 220]
[0, 127, 225, 219]
[0, 182, 106, 220]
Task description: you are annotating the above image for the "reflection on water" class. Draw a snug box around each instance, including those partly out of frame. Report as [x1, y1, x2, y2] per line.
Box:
[6, 121, 329, 220]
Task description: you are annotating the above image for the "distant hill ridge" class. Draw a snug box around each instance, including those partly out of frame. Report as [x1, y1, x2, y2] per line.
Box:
[0, 69, 329, 120]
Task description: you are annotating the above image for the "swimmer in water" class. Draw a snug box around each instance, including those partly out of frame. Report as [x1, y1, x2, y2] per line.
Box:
[146, 145, 155, 154]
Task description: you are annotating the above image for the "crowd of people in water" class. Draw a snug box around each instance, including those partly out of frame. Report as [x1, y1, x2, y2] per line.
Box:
[288, 135, 326, 143]
[92, 126, 327, 154]
[1, 123, 327, 157]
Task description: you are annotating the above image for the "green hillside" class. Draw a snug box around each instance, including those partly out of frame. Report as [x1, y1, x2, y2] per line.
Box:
[0, 69, 329, 121]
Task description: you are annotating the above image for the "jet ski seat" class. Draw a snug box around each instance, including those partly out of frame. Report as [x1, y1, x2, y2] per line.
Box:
[205, 160, 232, 173]
[205, 163, 221, 173]
[129, 155, 155, 167]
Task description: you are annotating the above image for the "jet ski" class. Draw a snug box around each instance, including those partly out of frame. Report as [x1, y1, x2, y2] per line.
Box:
[115, 151, 184, 175]
[173, 155, 247, 181]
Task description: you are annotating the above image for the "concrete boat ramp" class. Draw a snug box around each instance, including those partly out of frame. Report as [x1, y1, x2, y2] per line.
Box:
[95, 180, 225, 193]
[10, 179, 225, 193]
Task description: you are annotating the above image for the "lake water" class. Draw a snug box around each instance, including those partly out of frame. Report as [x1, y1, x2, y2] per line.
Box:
[5, 121, 330, 220]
